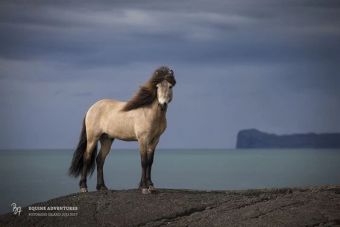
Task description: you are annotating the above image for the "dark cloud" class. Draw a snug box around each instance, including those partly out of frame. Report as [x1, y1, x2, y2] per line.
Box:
[1, 0, 339, 67]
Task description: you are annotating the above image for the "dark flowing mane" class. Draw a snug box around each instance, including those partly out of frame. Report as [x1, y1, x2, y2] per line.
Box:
[122, 66, 176, 112]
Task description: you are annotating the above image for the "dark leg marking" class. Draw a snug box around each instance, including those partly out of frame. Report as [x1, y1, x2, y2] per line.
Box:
[146, 151, 155, 188]
[79, 158, 89, 192]
[96, 155, 108, 191]
[139, 153, 148, 190]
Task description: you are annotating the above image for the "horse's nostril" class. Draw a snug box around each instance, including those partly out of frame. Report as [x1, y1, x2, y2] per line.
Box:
[158, 102, 167, 107]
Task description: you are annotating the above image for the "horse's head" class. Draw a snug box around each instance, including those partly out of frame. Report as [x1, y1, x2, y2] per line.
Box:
[156, 70, 174, 112]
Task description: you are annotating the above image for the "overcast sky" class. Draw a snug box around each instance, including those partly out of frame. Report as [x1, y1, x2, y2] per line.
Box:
[0, 0, 339, 149]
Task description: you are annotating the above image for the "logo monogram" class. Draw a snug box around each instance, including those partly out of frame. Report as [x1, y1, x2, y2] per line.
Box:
[11, 203, 22, 216]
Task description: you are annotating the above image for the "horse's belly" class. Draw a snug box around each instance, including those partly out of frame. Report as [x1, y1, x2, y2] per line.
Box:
[105, 126, 137, 141]
[115, 134, 137, 141]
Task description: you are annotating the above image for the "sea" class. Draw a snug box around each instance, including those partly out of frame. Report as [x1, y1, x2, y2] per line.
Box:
[1, 149, 340, 215]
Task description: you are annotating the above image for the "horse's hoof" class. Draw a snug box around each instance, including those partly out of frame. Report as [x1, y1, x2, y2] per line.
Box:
[97, 184, 108, 191]
[149, 185, 155, 192]
[98, 186, 108, 191]
[79, 188, 88, 193]
[142, 188, 151, 194]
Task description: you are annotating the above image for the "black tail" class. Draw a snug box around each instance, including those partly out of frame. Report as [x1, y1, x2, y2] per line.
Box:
[68, 116, 98, 178]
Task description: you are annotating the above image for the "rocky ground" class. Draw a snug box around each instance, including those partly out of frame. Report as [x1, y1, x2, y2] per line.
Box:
[1, 186, 340, 227]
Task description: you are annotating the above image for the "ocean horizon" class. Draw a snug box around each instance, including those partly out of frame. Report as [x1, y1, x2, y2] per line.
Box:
[1, 148, 340, 215]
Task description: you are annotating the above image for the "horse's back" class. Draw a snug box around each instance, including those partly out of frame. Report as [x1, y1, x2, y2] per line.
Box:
[89, 99, 122, 111]
[85, 99, 137, 141]
[87, 99, 122, 119]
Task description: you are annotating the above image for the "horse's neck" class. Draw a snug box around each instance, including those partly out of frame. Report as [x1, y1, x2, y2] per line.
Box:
[145, 100, 167, 123]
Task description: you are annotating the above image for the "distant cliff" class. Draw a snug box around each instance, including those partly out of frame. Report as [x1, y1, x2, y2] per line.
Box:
[236, 129, 340, 149]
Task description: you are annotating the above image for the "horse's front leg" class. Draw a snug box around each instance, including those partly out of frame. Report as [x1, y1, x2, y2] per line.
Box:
[139, 150, 149, 194]
[138, 138, 159, 194]
[146, 146, 158, 192]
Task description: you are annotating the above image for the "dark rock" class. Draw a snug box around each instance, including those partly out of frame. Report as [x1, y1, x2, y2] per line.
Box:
[1, 186, 340, 227]
[236, 129, 340, 148]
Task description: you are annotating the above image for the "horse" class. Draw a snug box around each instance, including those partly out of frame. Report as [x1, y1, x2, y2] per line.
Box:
[68, 66, 176, 194]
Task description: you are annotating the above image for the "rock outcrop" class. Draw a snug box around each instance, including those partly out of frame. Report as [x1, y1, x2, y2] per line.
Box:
[1, 186, 340, 226]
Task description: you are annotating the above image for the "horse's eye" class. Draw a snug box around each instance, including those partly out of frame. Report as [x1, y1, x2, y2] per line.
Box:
[169, 85, 173, 89]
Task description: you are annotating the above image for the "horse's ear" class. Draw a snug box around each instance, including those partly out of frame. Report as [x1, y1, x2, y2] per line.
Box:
[170, 70, 174, 76]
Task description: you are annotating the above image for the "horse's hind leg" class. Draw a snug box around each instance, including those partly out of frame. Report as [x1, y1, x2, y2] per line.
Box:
[96, 137, 113, 191]
[79, 139, 98, 192]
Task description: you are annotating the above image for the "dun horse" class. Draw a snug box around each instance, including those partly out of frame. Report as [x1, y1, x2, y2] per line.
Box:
[68, 66, 176, 194]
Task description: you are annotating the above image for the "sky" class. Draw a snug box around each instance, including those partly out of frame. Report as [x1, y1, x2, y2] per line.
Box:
[0, 0, 340, 149]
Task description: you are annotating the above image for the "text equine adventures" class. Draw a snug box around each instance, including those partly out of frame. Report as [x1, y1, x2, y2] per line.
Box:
[68, 66, 176, 194]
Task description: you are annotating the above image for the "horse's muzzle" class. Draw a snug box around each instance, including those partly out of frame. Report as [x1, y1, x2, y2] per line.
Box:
[158, 102, 168, 111]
